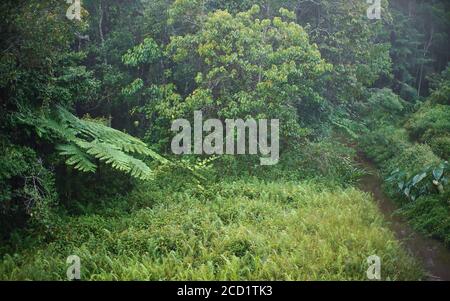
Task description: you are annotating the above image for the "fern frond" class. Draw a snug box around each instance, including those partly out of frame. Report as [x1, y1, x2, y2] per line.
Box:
[56, 144, 97, 173]
[77, 141, 155, 180]
[57, 107, 169, 164]
[36, 115, 78, 141]
[34, 106, 169, 180]
[128, 157, 155, 180]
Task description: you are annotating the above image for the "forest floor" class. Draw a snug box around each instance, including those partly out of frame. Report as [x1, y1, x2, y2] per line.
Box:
[356, 150, 450, 281]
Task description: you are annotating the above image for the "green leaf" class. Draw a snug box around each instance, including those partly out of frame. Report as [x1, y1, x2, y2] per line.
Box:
[404, 187, 410, 198]
[433, 167, 444, 181]
[56, 144, 97, 173]
[412, 172, 427, 187]
[38, 107, 170, 180]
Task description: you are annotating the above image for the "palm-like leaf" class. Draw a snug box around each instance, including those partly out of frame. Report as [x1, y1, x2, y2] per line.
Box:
[56, 144, 97, 173]
[35, 107, 169, 180]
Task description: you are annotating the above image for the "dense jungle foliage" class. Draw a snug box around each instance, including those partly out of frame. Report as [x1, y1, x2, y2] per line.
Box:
[0, 0, 449, 280]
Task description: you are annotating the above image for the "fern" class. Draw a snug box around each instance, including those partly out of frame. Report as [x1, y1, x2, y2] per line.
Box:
[56, 107, 168, 162]
[35, 107, 168, 180]
[56, 144, 97, 173]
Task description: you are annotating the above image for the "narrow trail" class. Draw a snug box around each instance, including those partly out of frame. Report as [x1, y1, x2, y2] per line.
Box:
[356, 151, 450, 281]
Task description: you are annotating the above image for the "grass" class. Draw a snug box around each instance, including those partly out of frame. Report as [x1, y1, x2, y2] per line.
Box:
[0, 179, 422, 280]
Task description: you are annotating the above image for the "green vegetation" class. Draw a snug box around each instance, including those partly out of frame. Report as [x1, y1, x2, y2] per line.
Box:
[1, 0, 449, 280]
[358, 71, 450, 246]
[0, 180, 421, 280]
[406, 66, 450, 159]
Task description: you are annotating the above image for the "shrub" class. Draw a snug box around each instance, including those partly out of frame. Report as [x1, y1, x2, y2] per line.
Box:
[405, 65, 450, 159]
[406, 103, 450, 140]
[400, 196, 450, 246]
[386, 161, 449, 202]
[385, 144, 441, 176]
[356, 88, 408, 129]
[358, 126, 410, 167]
[428, 64, 450, 106]
[213, 139, 365, 186]
[359, 124, 447, 245]
[429, 136, 450, 159]
[277, 140, 366, 185]
[0, 140, 57, 239]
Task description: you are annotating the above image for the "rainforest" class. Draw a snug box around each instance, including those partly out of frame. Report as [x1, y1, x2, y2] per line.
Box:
[0, 0, 449, 281]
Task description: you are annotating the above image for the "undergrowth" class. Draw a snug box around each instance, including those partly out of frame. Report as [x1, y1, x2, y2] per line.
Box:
[0, 179, 422, 280]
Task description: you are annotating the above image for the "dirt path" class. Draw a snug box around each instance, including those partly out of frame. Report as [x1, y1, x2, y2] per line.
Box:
[356, 151, 450, 281]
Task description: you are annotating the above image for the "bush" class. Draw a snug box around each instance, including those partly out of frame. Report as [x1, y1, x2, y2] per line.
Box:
[386, 161, 449, 202]
[385, 144, 441, 176]
[429, 136, 450, 159]
[0, 140, 57, 240]
[213, 139, 365, 186]
[55, 164, 135, 214]
[428, 64, 450, 106]
[406, 103, 450, 159]
[275, 140, 365, 185]
[356, 89, 408, 129]
[359, 124, 447, 245]
[358, 126, 410, 166]
[400, 196, 450, 246]
[367, 88, 407, 116]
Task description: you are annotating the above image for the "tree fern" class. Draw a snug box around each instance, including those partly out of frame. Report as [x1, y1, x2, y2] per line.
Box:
[35, 107, 168, 180]
[56, 144, 97, 173]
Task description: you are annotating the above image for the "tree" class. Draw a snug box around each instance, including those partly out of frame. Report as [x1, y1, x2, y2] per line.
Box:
[159, 5, 330, 145]
[295, 0, 392, 104]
